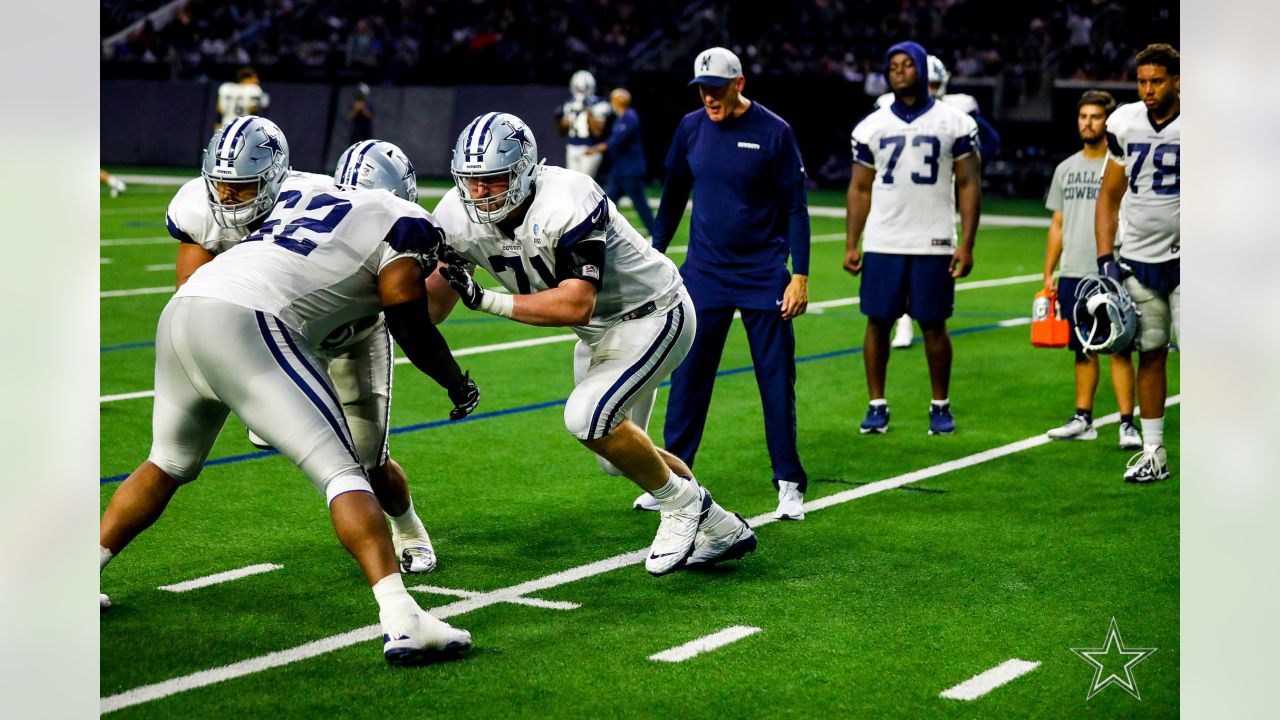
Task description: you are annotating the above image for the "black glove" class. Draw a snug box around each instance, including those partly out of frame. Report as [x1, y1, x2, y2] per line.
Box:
[447, 372, 480, 420]
[1097, 255, 1124, 283]
[439, 262, 484, 310]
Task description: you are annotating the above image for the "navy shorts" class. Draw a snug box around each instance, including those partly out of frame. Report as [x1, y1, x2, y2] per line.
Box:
[859, 252, 955, 323]
[1057, 276, 1086, 354]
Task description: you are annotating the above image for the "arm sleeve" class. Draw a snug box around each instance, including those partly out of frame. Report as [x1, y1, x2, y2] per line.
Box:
[382, 296, 465, 391]
[952, 116, 980, 160]
[554, 238, 606, 289]
[777, 126, 811, 275]
[850, 122, 876, 168]
[652, 124, 692, 252]
[166, 212, 196, 244]
[1105, 115, 1126, 165]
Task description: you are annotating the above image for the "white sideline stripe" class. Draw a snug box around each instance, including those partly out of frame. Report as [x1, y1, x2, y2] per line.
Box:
[939, 659, 1041, 701]
[99, 394, 1180, 714]
[649, 625, 762, 663]
[145, 263, 176, 272]
[101, 237, 174, 247]
[409, 584, 580, 611]
[101, 272, 1044, 404]
[101, 286, 172, 298]
[101, 258, 113, 265]
[157, 564, 283, 593]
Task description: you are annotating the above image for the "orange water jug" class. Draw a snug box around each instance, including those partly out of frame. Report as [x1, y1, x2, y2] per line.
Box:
[1031, 288, 1071, 348]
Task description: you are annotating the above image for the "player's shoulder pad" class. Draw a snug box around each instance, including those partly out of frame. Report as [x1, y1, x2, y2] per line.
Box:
[874, 92, 894, 109]
[943, 93, 980, 116]
[165, 177, 210, 244]
[282, 170, 336, 194]
[531, 168, 608, 248]
[1106, 102, 1146, 134]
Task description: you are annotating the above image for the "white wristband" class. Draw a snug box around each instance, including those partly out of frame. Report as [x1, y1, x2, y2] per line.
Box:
[478, 290, 514, 318]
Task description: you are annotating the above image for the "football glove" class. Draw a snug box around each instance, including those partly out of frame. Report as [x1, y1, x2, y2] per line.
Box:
[1097, 255, 1125, 283]
[448, 372, 480, 420]
[439, 263, 484, 310]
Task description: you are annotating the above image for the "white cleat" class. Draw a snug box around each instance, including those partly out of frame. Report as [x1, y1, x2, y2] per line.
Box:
[1123, 445, 1169, 483]
[687, 508, 757, 567]
[100, 593, 111, 610]
[247, 428, 274, 451]
[393, 532, 438, 574]
[1118, 422, 1142, 450]
[890, 315, 914, 348]
[645, 481, 710, 577]
[381, 608, 471, 665]
[775, 480, 805, 520]
[1046, 414, 1097, 441]
[632, 492, 660, 512]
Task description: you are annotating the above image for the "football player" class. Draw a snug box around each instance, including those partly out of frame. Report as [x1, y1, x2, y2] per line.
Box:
[101, 118, 480, 664]
[845, 41, 982, 436]
[875, 54, 1001, 350]
[1095, 44, 1180, 483]
[215, 66, 270, 131]
[1042, 90, 1140, 448]
[429, 112, 757, 576]
[164, 127, 443, 575]
[555, 70, 612, 179]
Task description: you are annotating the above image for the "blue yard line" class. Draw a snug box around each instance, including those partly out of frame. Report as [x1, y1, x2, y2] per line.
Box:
[99, 319, 1015, 485]
[101, 341, 156, 352]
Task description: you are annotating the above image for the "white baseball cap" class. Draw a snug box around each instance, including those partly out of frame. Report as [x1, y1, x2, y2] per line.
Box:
[689, 47, 742, 87]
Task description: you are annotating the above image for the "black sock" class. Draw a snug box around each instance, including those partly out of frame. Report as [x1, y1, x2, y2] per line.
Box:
[1076, 408, 1093, 424]
[1120, 413, 1134, 426]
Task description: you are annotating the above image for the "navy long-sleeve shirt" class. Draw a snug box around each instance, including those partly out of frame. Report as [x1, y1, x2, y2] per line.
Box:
[653, 102, 810, 293]
[604, 107, 647, 177]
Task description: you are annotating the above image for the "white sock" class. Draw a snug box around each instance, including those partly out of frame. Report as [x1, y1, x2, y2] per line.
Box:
[372, 573, 418, 617]
[650, 472, 696, 509]
[869, 398, 888, 407]
[100, 545, 114, 573]
[932, 397, 950, 408]
[387, 500, 427, 538]
[1141, 416, 1164, 447]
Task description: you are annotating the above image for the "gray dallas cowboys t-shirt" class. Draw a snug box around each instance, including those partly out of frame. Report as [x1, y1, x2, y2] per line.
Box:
[1045, 150, 1111, 278]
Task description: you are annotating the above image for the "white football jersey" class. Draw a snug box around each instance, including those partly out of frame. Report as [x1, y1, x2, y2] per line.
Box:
[176, 185, 435, 348]
[1106, 102, 1180, 262]
[433, 165, 683, 345]
[875, 92, 980, 117]
[561, 95, 611, 141]
[166, 171, 335, 255]
[217, 82, 270, 127]
[851, 100, 979, 254]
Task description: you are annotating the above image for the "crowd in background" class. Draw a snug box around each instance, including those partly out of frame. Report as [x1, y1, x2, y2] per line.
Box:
[105, 0, 1176, 88]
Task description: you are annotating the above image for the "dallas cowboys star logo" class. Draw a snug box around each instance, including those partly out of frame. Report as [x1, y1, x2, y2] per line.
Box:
[257, 132, 284, 161]
[505, 125, 532, 154]
[1071, 618, 1157, 700]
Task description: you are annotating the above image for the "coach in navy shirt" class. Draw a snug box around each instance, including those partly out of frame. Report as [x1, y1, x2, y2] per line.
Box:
[650, 46, 811, 521]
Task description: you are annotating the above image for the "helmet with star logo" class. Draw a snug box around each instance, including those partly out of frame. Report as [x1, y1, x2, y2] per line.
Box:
[450, 112, 541, 224]
[333, 139, 417, 203]
[201, 116, 290, 228]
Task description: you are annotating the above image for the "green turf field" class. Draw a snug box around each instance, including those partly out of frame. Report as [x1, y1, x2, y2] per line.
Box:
[99, 175, 1179, 717]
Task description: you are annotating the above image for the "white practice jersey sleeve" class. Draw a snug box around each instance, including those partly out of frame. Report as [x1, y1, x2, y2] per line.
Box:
[941, 93, 980, 116]
[165, 171, 335, 255]
[176, 185, 439, 347]
[1106, 102, 1180, 262]
[874, 92, 894, 109]
[850, 101, 979, 254]
[433, 166, 683, 345]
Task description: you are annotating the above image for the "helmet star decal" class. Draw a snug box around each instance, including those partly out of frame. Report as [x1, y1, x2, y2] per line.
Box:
[257, 132, 284, 161]
[505, 125, 533, 154]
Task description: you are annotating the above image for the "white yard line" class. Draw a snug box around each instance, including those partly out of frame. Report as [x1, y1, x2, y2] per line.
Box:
[157, 564, 283, 593]
[100, 395, 1179, 714]
[648, 626, 762, 663]
[101, 258, 113, 265]
[939, 658, 1041, 701]
[145, 263, 176, 272]
[409, 584, 579, 611]
[101, 237, 174, 247]
[101, 286, 172, 298]
[99, 272, 1043, 404]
